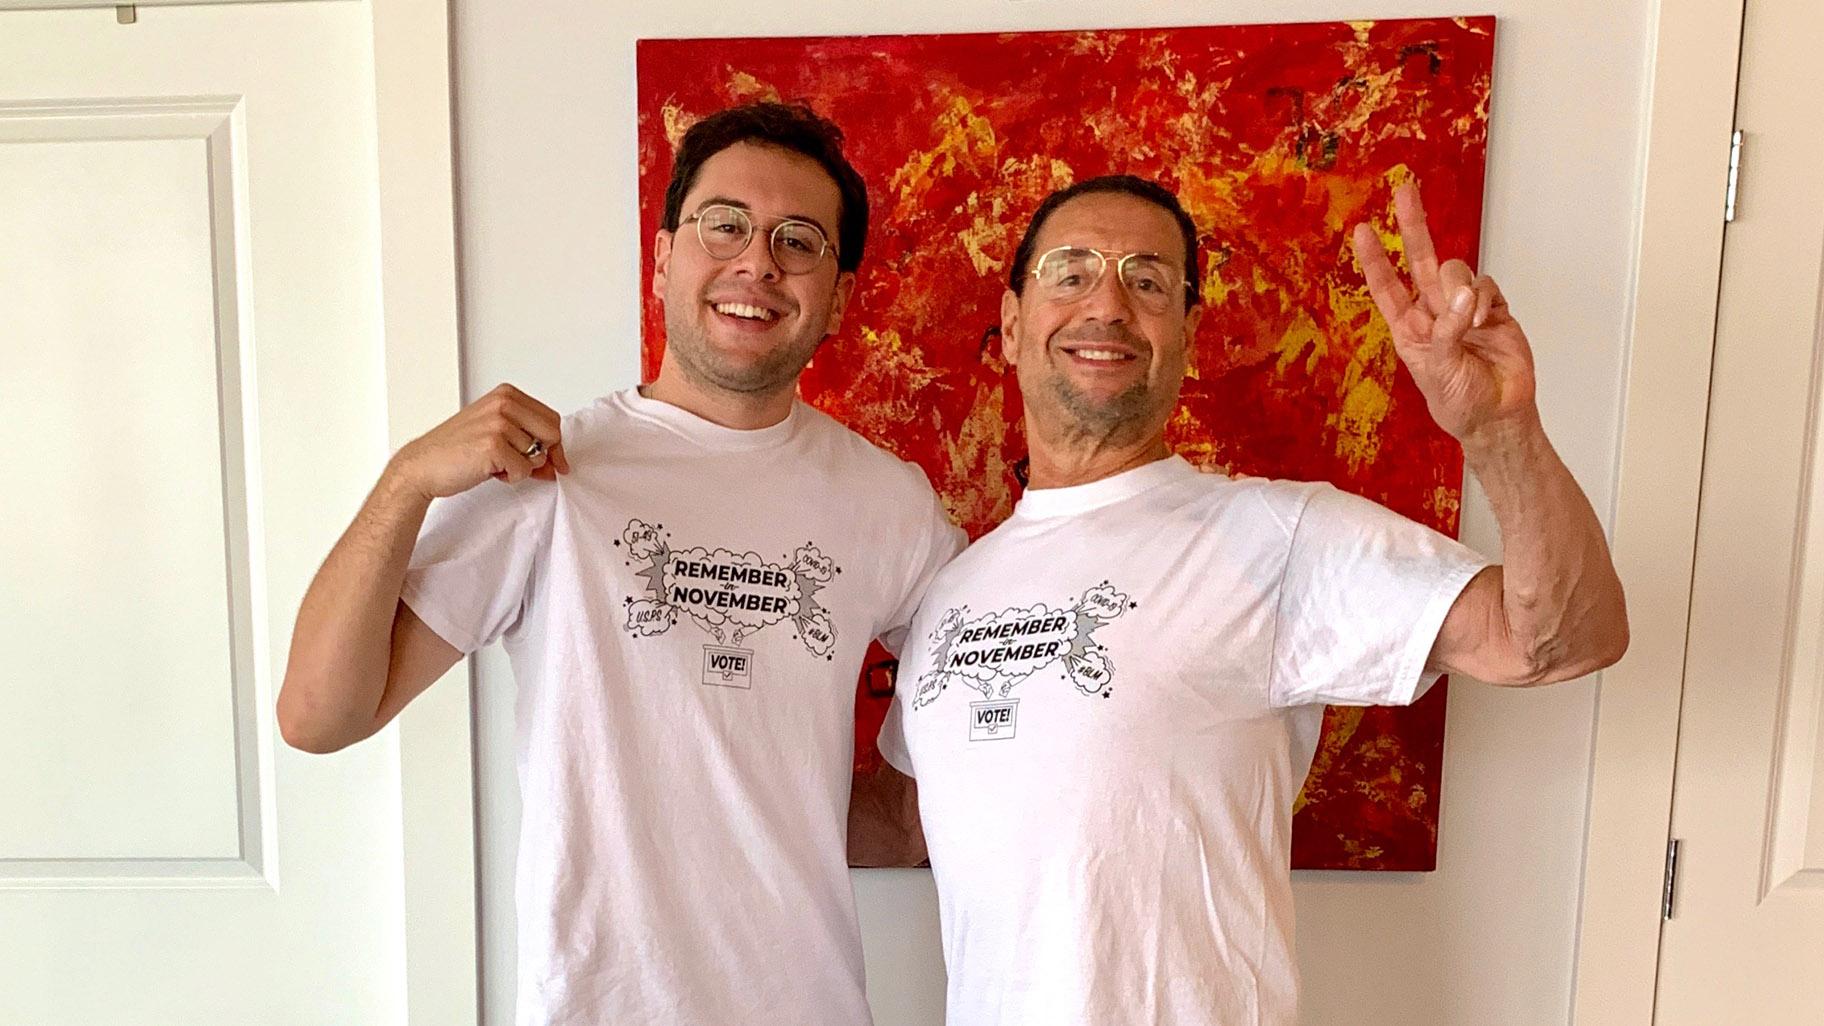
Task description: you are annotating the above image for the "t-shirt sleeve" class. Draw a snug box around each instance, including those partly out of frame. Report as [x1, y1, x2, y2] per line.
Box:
[877, 687, 915, 777]
[399, 479, 553, 655]
[875, 476, 966, 658]
[1268, 483, 1490, 708]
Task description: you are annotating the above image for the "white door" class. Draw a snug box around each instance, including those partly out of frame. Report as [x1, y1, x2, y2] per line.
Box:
[1655, 0, 1824, 1020]
[0, 4, 467, 1023]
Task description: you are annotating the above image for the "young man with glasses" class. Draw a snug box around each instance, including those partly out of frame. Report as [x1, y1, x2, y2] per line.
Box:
[277, 102, 962, 1025]
[876, 175, 1628, 1024]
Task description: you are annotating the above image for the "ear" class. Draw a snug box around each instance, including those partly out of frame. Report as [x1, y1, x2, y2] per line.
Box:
[824, 270, 858, 337]
[999, 289, 1022, 366]
[1183, 303, 1204, 339]
[651, 229, 674, 302]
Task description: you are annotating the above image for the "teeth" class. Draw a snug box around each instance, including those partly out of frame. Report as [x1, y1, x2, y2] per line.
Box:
[713, 302, 776, 322]
[1071, 349, 1131, 362]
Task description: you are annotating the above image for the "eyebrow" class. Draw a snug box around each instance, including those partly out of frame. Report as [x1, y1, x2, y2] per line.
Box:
[694, 196, 833, 240]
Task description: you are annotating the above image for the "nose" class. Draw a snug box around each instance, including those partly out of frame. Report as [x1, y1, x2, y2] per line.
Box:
[1078, 262, 1135, 323]
[728, 228, 783, 282]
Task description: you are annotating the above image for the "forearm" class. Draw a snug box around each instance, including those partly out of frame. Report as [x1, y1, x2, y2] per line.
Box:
[846, 763, 928, 867]
[277, 462, 432, 751]
[1463, 414, 1629, 683]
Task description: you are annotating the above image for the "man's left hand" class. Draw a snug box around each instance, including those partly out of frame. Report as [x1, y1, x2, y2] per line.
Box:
[1351, 182, 1538, 446]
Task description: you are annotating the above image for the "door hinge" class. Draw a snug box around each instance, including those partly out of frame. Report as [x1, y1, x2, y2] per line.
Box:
[1724, 130, 1743, 223]
[1662, 837, 1682, 920]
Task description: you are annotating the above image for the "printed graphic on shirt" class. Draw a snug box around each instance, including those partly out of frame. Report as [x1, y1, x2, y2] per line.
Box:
[617, 520, 839, 686]
[909, 582, 1132, 736]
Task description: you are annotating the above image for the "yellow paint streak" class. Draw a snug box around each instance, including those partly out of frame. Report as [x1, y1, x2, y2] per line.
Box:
[1323, 175, 1377, 235]
[1274, 311, 1326, 375]
[1358, 163, 1419, 266]
[1168, 411, 1239, 473]
[889, 94, 998, 215]
[857, 326, 944, 396]
[1200, 267, 1232, 308]
[725, 70, 781, 104]
[1068, 32, 1120, 60]
[835, 328, 950, 448]
[1429, 484, 1463, 525]
[1295, 707, 1365, 815]
[1175, 158, 1235, 224]
[994, 154, 1077, 205]
[1168, 156, 1245, 308]
[1322, 278, 1398, 474]
[1453, 82, 1492, 138]
[957, 191, 1010, 276]
[661, 102, 697, 151]
[1250, 265, 1284, 307]
[1406, 783, 1431, 814]
[1331, 375, 1391, 472]
[943, 383, 1015, 530]
[1339, 839, 1387, 862]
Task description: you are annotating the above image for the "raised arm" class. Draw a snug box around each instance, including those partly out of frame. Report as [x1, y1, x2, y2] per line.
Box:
[276, 384, 569, 752]
[1351, 185, 1628, 686]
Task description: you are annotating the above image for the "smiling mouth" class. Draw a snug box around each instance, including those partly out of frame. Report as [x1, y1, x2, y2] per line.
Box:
[1060, 345, 1138, 363]
[711, 301, 779, 323]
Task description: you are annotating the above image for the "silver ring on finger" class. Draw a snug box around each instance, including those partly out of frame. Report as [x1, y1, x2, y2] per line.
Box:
[521, 438, 544, 460]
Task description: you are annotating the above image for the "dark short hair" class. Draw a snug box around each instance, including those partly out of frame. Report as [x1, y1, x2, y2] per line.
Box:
[1008, 174, 1201, 307]
[660, 101, 869, 273]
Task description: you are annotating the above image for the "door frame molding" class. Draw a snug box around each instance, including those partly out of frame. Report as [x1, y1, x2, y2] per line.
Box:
[369, 1, 477, 1024]
[0, 0, 328, 9]
[1571, 0, 1746, 1021]
[0, 0, 476, 1018]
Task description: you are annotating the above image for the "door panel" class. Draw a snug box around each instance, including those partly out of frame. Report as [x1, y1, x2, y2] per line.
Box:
[1, 6, 417, 1023]
[1657, 0, 1824, 1020]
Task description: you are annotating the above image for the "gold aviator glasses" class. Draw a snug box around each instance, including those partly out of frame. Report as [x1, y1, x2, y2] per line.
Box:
[1029, 245, 1191, 313]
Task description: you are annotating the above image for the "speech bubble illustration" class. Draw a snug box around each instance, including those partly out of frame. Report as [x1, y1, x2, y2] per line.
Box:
[662, 547, 802, 644]
[623, 519, 666, 562]
[911, 583, 1131, 709]
[619, 522, 842, 658]
[624, 598, 676, 637]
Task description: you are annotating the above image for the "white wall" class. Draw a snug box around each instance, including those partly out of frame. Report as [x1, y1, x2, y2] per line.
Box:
[449, 1, 1651, 1023]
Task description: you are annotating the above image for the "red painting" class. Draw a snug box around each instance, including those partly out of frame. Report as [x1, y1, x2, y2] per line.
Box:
[637, 17, 1494, 870]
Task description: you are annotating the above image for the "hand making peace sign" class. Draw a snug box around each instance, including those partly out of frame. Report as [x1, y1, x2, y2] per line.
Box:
[1351, 183, 1539, 447]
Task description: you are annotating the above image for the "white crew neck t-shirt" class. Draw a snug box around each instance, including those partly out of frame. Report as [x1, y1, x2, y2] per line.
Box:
[402, 388, 963, 1026]
[880, 455, 1488, 1026]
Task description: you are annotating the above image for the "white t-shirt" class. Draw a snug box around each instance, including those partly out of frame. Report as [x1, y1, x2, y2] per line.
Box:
[402, 388, 963, 1026]
[879, 455, 1488, 1026]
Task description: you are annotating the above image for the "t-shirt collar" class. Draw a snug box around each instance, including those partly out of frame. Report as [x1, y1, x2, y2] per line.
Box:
[1014, 454, 1197, 519]
[612, 386, 802, 451]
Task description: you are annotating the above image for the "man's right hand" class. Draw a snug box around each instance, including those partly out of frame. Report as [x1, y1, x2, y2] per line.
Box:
[279, 383, 570, 753]
[388, 383, 572, 500]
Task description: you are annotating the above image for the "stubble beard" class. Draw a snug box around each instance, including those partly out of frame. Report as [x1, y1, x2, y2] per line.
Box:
[1033, 330, 1174, 449]
[1045, 370, 1156, 443]
[664, 303, 826, 398]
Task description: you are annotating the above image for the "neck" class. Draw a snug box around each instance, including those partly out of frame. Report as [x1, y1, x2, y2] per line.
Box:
[1024, 418, 1172, 489]
[642, 360, 796, 430]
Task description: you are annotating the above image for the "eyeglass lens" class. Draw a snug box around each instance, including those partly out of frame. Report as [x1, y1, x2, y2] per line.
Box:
[1034, 248, 1180, 312]
[694, 205, 829, 275]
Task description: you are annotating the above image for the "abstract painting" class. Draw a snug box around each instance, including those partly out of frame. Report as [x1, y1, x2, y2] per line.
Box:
[637, 16, 1495, 870]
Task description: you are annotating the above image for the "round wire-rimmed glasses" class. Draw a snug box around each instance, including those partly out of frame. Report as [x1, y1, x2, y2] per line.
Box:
[681, 203, 836, 276]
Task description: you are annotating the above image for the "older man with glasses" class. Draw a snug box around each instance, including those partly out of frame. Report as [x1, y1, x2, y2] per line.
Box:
[277, 102, 963, 1026]
[875, 174, 1628, 1025]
